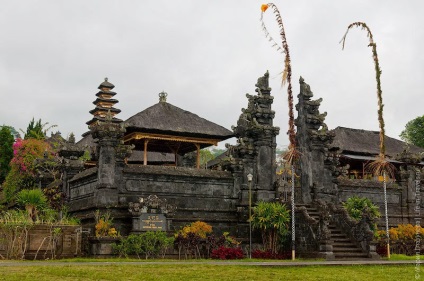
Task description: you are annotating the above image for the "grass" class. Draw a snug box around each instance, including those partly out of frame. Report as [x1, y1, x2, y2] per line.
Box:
[387, 254, 424, 260]
[0, 256, 420, 280]
[0, 263, 417, 281]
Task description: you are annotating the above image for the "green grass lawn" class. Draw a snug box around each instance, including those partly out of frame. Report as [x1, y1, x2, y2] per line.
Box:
[0, 263, 418, 281]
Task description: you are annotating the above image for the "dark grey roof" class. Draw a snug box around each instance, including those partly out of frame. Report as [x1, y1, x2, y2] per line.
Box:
[124, 102, 234, 140]
[98, 78, 115, 90]
[76, 132, 96, 150]
[331, 127, 424, 157]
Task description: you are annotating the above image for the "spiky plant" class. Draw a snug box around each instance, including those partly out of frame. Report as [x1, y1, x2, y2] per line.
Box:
[341, 21, 395, 258]
[16, 188, 48, 222]
[260, 3, 297, 260]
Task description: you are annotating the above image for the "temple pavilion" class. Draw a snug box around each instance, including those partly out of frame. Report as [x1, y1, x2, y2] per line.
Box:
[78, 79, 234, 168]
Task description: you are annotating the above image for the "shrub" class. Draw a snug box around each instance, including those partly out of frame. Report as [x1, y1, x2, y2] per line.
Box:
[375, 224, 423, 256]
[211, 246, 243, 260]
[251, 201, 290, 254]
[113, 231, 174, 259]
[176, 221, 212, 238]
[343, 196, 380, 232]
[94, 210, 118, 238]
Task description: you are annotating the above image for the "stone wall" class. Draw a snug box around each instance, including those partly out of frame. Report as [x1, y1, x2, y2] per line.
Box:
[338, 178, 420, 227]
[67, 165, 241, 236]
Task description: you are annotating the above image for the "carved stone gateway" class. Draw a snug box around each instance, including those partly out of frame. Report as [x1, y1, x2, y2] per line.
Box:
[128, 195, 176, 233]
[295, 77, 340, 204]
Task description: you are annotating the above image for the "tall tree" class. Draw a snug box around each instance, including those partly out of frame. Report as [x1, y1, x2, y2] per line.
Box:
[23, 118, 56, 140]
[0, 126, 15, 184]
[400, 115, 424, 148]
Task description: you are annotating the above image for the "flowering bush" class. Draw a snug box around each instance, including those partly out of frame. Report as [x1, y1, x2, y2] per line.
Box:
[2, 138, 52, 202]
[176, 221, 212, 238]
[211, 246, 243, 260]
[94, 210, 119, 238]
[11, 138, 51, 175]
[375, 224, 423, 256]
[174, 221, 242, 259]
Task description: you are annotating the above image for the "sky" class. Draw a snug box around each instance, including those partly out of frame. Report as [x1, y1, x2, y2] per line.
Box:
[1, 0, 423, 148]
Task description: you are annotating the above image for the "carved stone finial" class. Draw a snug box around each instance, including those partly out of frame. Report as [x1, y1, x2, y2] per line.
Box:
[105, 110, 113, 122]
[255, 71, 270, 91]
[104, 77, 108, 82]
[159, 91, 168, 103]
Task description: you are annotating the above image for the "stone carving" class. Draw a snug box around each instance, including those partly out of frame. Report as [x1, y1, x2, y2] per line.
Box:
[129, 195, 176, 216]
[295, 77, 340, 203]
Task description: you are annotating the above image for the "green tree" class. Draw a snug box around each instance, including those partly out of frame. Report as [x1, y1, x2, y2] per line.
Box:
[16, 189, 48, 222]
[199, 149, 215, 168]
[22, 118, 56, 140]
[0, 126, 14, 184]
[251, 201, 290, 254]
[400, 115, 424, 148]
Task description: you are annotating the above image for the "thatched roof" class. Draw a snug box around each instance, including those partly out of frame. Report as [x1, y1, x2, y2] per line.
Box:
[76, 132, 94, 149]
[124, 101, 234, 140]
[330, 127, 424, 157]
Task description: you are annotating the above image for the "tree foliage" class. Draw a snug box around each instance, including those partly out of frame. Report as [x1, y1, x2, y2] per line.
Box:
[400, 115, 424, 148]
[0, 126, 15, 184]
[23, 118, 56, 140]
[2, 138, 52, 202]
[16, 188, 47, 222]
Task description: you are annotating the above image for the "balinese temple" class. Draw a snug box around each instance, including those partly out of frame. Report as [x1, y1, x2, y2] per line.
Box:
[78, 80, 234, 169]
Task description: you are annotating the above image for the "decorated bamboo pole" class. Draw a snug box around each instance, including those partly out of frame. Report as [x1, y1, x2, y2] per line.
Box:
[260, 3, 298, 260]
[341, 22, 395, 258]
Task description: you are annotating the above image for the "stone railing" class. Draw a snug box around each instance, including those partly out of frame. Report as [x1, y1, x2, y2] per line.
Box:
[294, 205, 319, 257]
[327, 202, 380, 259]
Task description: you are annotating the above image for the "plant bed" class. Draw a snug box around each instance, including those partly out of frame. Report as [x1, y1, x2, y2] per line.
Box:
[0, 224, 82, 260]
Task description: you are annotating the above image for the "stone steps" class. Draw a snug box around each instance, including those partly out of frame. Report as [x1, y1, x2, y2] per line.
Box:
[302, 204, 372, 260]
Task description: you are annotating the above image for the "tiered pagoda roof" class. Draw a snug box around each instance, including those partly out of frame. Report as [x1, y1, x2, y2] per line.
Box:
[86, 78, 122, 127]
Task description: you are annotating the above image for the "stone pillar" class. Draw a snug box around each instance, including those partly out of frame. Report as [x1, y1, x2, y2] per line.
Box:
[295, 77, 338, 204]
[90, 118, 125, 206]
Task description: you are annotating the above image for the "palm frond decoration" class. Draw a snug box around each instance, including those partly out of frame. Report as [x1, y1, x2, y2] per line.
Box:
[260, 3, 298, 165]
[340, 22, 395, 176]
[260, 3, 298, 261]
[341, 21, 394, 258]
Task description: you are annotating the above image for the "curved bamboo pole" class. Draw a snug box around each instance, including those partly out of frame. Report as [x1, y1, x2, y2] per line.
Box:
[341, 22, 394, 259]
[261, 3, 298, 260]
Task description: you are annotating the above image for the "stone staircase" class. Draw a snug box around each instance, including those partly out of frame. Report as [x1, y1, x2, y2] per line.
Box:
[300, 204, 370, 260]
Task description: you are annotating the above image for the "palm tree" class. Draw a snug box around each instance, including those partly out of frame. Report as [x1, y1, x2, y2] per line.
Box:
[341, 22, 395, 258]
[251, 201, 290, 254]
[16, 189, 47, 222]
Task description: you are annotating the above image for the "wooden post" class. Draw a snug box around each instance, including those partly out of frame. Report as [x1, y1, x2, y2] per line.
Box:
[195, 144, 200, 169]
[143, 139, 149, 165]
